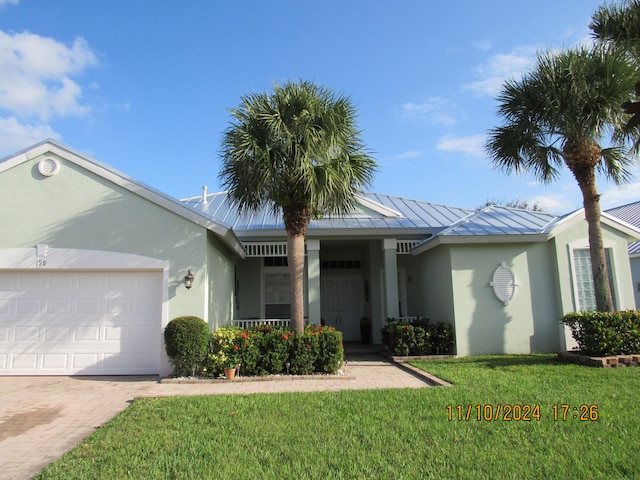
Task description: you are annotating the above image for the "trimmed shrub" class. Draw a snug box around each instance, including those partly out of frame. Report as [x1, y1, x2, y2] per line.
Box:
[381, 317, 455, 356]
[206, 324, 344, 376]
[289, 335, 316, 375]
[561, 310, 640, 356]
[164, 316, 210, 376]
[311, 325, 344, 373]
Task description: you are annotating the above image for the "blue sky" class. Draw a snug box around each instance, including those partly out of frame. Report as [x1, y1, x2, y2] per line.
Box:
[1, 0, 638, 213]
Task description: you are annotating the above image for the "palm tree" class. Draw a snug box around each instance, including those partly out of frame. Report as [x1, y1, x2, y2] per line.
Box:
[591, 0, 640, 57]
[220, 80, 376, 333]
[591, 1, 640, 135]
[486, 45, 640, 312]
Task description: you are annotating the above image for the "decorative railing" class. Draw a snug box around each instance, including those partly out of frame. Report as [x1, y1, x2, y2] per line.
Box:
[232, 319, 291, 329]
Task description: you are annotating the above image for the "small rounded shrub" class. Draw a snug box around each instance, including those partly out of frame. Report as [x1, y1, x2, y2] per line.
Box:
[164, 316, 210, 376]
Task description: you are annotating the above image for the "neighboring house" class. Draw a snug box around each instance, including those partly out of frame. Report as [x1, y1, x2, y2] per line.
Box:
[1, 140, 639, 376]
[606, 200, 640, 308]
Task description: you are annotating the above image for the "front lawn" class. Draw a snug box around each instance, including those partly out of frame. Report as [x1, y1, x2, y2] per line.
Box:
[36, 355, 640, 479]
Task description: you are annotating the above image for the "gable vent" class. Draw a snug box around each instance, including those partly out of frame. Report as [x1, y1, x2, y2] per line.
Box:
[489, 263, 518, 305]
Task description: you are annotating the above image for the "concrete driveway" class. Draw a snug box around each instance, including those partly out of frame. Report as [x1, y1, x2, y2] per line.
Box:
[0, 356, 436, 479]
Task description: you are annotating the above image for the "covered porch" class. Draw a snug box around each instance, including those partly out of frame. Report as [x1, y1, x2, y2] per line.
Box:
[232, 238, 425, 343]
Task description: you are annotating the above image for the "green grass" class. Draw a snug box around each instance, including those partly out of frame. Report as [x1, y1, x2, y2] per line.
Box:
[36, 355, 640, 479]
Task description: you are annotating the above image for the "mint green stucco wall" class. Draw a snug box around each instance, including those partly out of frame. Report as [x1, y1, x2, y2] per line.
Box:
[447, 243, 560, 356]
[206, 231, 236, 328]
[551, 219, 636, 314]
[410, 246, 456, 329]
[0, 151, 235, 326]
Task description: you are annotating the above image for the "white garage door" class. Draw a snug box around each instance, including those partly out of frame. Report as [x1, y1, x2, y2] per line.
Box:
[0, 270, 162, 375]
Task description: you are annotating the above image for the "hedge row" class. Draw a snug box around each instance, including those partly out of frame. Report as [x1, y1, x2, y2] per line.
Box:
[562, 311, 640, 356]
[203, 324, 344, 377]
[381, 317, 455, 356]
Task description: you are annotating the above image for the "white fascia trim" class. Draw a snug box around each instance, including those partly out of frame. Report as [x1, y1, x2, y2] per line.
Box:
[412, 234, 549, 255]
[0, 247, 169, 270]
[600, 212, 640, 240]
[545, 209, 640, 242]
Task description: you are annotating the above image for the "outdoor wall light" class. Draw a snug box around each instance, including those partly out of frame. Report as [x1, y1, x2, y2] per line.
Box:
[184, 270, 194, 289]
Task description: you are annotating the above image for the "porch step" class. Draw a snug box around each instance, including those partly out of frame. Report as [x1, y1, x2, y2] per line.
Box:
[343, 342, 386, 357]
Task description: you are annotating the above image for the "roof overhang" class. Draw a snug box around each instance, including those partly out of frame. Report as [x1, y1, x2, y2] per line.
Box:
[412, 233, 550, 254]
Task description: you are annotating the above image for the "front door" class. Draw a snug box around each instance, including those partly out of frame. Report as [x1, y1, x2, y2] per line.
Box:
[320, 273, 364, 341]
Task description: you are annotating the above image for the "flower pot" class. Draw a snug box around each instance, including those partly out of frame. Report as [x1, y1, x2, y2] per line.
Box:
[224, 367, 236, 380]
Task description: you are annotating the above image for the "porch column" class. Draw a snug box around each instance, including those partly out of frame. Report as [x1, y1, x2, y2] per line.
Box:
[306, 239, 321, 325]
[383, 238, 399, 320]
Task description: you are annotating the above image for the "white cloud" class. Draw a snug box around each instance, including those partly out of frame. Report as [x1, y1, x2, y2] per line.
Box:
[472, 39, 492, 52]
[436, 134, 486, 158]
[527, 193, 575, 214]
[0, 30, 98, 120]
[462, 46, 538, 97]
[600, 182, 640, 210]
[0, 116, 59, 157]
[395, 150, 422, 160]
[0, 0, 19, 7]
[399, 97, 460, 126]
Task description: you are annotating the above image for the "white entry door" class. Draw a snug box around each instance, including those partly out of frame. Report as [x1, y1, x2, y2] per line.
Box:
[0, 270, 162, 375]
[320, 273, 364, 341]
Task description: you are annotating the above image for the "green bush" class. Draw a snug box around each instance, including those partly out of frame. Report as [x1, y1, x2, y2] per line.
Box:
[164, 316, 210, 376]
[381, 317, 455, 356]
[561, 310, 640, 356]
[204, 324, 344, 377]
[311, 325, 344, 373]
[202, 326, 243, 377]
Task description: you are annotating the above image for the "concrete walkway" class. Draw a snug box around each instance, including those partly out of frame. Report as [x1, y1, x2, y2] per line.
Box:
[0, 355, 434, 480]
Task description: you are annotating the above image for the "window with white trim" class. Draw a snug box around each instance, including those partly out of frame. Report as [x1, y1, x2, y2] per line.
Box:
[264, 273, 291, 318]
[572, 248, 617, 311]
[262, 257, 291, 319]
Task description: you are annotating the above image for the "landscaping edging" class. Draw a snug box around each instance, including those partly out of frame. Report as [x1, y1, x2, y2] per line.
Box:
[160, 374, 355, 384]
[558, 350, 640, 368]
[386, 354, 455, 387]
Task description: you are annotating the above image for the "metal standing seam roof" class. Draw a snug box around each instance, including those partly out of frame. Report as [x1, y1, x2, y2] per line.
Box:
[606, 200, 640, 255]
[181, 191, 475, 233]
[411, 205, 563, 253]
[436, 205, 560, 237]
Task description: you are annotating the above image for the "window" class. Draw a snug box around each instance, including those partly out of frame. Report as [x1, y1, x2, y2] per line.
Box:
[572, 248, 616, 311]
[264, 273, 290, 318]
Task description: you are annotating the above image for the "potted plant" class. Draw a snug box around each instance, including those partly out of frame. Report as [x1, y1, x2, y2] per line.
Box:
[224, 357, 239, 380]
[360, 317, 371, 344]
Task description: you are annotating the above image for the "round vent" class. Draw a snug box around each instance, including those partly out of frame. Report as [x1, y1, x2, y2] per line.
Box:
[490, 263, 518, 305]
[37, 157, 60, 177]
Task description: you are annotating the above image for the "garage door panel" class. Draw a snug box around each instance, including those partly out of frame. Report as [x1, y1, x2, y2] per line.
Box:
[43, 353, 68, 369]
[44, 326, 70, 341]
[12, 353, 38, 369]
[0, 271, 162, 375]
[47, 299, 73, 314]
[17, 299, 42, 315]
[15, 326, 40, 341]
[0, 299, 10, 315]
[74, 326, 101, 341]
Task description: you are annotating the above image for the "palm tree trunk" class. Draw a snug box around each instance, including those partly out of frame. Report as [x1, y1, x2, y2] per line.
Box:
[283, 204, 311, 334]
[287, 232, 306, 334]
[577, 173, 615, 312]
